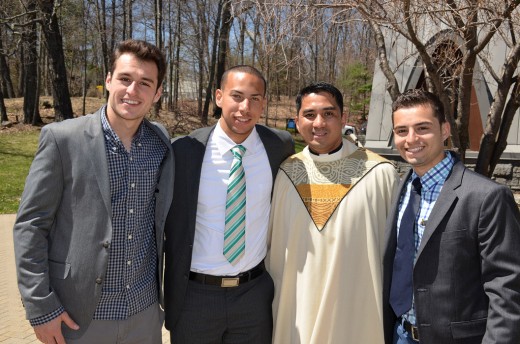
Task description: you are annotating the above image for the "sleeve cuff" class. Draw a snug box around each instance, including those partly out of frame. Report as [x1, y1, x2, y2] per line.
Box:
[29, 307, 65, 326]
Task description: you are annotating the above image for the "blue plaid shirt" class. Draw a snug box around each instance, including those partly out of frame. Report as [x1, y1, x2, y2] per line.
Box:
[30, 108, 167, 325]
[397, 151, 455, 325]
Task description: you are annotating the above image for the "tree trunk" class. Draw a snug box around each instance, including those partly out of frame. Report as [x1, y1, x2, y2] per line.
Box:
[0, 87, 7, 122]
[128, 0, 133, 39]
[32, 34, 42, 126]
[38, 0, 73, 121]
[173, 0, 181, 112]
[476, 43, 520, 175]
[0, 31, 15, 99]
[154, 0, 163, 116]
[212, 0, 232, 119]
[203, 0, 223, 124]
[122, 0, 127, 40]
[239, 17, 245, 65]
[94, 0, 109, 90]
[195, 1, 207, 122]
[17, 48, 24, 98]
[110, 0, 116, 54]
[489, 81, 520, 175]
[22, 0, 40, 125]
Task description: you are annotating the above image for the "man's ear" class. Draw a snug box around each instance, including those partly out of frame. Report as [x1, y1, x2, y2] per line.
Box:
[441, 121, 451, 141]
[215, 89, 223, 108]
[153, 85, 163, 103]
[105, 72, 112, 91]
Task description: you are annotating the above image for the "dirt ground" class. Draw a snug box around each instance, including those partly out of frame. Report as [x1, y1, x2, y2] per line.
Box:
[0, 96, 297, 136]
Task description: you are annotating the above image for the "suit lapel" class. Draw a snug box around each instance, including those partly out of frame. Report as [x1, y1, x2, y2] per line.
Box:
[256, 125, 279, 182]
[385, 170, 411, 261]
[84, 109, 112, 216]
[185, 126, 214, 240]
[416, 161, 464, 259]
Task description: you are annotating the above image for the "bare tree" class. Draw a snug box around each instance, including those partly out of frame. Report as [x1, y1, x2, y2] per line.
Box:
[0, 87, 6, 122]
[0, 29, 15, 98]
[37, 0, 73, 121]
[319, 0, 520, 175]
[202, 0, 224, 124]
[22, 0, 41, 125]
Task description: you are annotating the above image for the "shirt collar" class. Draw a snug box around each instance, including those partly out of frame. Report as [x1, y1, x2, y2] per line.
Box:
[214, 119, 260, 157]
[101, 106, 144, 147]
[412, 151, 454, 190]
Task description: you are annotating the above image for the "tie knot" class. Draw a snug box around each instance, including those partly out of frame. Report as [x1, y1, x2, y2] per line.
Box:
[412, 177, 422, 195]
[231, 145, 246, 159]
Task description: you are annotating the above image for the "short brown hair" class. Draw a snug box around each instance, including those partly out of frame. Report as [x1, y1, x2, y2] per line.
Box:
[110, 39, 166, 90]
[392, 89, 446, 125]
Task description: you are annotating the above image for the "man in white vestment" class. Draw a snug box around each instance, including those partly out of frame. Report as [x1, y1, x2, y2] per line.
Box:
[268, 82, 399, 344]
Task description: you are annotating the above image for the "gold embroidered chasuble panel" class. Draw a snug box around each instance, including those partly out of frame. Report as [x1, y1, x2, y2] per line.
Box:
[279, 148, 390, 231]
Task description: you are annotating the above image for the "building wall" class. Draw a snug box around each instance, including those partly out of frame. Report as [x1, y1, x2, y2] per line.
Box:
[365, 26, 520, 157]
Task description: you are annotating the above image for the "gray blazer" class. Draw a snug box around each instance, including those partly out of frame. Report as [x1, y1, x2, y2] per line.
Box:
[162, 124, 294, 330]
[382, 157, 520, 344]
[13, 107, 174, 339]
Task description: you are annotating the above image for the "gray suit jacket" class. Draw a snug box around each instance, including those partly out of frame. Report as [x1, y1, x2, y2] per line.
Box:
[382, 157, 520, 344]
[162, 124, 294, 330]
[13, 107, 174, 338]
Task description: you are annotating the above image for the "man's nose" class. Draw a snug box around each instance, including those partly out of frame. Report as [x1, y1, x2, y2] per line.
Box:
[127, 81, 138, 94]
[313, 114, 326, 127]
[239, 98, 250, 112]
[406, 128, 418, 142]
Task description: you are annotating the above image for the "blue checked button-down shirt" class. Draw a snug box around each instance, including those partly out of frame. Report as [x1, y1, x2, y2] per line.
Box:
[397, 151, 455, 325]
[93, 108, 167, 320]
[29, 109, 167, 326]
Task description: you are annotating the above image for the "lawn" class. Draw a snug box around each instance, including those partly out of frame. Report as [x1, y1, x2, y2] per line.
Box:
[0, 131, 40, 214]
[0, 127, 304, 215]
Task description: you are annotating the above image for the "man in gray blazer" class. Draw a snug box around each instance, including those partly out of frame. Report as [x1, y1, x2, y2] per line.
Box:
[383, 89, 520, 344]
[163, 65, 294, 343]
[14, 39, 173, 344]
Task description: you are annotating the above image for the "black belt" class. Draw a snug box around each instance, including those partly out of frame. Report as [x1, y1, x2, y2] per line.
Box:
[189, 261, 265, 287]
[401, 318, 420, 342]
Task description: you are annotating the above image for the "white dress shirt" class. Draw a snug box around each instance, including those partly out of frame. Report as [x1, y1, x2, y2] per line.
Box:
[191, 120, 272, 275]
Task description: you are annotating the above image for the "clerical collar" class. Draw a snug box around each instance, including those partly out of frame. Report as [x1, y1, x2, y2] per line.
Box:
[309, 142, 343, 156]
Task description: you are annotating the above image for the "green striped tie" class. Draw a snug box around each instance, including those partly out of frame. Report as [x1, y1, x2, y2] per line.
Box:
[224, 145, 246, 265]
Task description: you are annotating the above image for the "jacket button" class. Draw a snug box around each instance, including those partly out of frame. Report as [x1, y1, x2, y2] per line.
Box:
[95, 278, 102, 284]
[103, 241, 110, 248]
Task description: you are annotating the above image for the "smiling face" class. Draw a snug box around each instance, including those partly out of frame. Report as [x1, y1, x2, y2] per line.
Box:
[215, 71, 266, 144]
[295, 91, 346, 154]
[393, 104, 450, 176]
[105, 53, 162, 130]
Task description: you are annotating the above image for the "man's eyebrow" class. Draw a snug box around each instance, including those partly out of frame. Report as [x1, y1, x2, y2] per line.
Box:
[393, 121, 433, 129]
[229, 90, 263, 97]
[302, 106, 337, 114]
[119, 73, 156, 85]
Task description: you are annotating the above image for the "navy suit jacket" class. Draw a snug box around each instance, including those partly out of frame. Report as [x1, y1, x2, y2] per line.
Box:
[163, 124, 294, 330]
[382, 156, 520, 344]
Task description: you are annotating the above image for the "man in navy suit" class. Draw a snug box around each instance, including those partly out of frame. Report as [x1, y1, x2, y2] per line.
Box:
[163, 65, 294, 343]
[383, 88, 520, 344]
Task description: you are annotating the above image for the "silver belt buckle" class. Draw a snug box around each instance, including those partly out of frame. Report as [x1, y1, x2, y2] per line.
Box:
[221, 277, 239, 287]
[411, 326, 419, 341]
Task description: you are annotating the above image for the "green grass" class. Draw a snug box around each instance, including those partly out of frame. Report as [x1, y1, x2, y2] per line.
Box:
[0, 129, 303, 214]
[294, 137, 306, 153]
[0, 131, 40, 214]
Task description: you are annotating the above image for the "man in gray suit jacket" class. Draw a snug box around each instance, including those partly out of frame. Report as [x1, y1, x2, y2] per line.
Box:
[14, 39, 174, 344]
[383, 89, 520, 344]
[163, 65, 294, 343]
